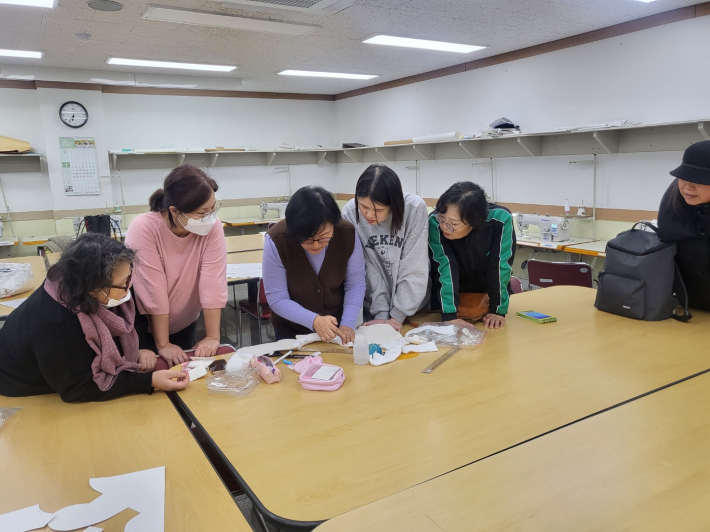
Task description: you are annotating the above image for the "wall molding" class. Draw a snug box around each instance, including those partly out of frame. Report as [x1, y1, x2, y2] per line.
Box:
[334, 2, 710, 100]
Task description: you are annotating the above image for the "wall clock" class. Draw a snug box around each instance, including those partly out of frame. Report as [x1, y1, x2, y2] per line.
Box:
[59, 101, 89, 128]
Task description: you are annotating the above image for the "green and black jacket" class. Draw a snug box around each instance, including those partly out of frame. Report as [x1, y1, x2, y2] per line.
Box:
[428, 204, 516, 320]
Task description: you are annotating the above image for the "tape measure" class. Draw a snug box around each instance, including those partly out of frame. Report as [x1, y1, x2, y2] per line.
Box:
[421, 346, 461, 374]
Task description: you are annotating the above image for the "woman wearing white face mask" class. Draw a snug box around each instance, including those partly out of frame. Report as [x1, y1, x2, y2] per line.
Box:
[125, 165, 227, 367]
[0, 234, 189, 402]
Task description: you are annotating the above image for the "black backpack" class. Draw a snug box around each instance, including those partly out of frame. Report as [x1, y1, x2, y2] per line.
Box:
[594, 222, 691, 322]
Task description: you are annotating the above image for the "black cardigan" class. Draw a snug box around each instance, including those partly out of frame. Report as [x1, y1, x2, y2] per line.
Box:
[0, 283, 153, 402]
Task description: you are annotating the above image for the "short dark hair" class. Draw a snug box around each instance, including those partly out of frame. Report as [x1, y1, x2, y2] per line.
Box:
[47, 233, 136, 315]
[669, 178, 693, 216]
[149, 164, 218, 227]
[285, 186, 341, 242]
[435, 182, 488, 231]
[354, 164, 405, 235]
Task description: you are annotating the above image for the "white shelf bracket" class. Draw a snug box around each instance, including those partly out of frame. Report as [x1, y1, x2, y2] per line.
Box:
[316, 151, 327, 164]
[412, 144, 434, 160]
[266, 152, 278, 165]
[516, 137, 542, 157]
[374, 147, 396, 162]
[343, 150, 364, 163]
[457, 141, 480, 158]
[177, 153, 186, 167]
[111, 153, 118, 171]
[699, 122, 710, 141]
[209, 153, 219, 167]
[592, 130, 620, 154]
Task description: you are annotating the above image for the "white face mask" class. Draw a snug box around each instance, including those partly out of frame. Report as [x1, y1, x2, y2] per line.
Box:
[101, 289, 131, 308]
[178, 211, 216, 236]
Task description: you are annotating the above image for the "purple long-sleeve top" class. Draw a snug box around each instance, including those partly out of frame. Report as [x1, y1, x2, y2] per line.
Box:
[262, 233, 366, 331]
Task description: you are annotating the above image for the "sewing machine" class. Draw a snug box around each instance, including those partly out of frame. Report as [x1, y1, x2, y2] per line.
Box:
[517, 212, 572, 243]
[260, 201, 287, 220]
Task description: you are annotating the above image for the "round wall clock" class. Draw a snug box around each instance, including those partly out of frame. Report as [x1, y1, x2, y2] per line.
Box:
[59, 101, 89, 128]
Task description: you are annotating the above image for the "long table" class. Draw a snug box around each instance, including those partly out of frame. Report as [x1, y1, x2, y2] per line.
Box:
[315, 367, 710, 531]
[0, 255, 47, 319]
[0, 392, 252, 531]
[225, 234, 264, 254]
[172, 286, 710, 529]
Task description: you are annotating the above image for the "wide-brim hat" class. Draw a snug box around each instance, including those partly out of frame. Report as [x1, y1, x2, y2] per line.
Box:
[670, 140, 710, 185]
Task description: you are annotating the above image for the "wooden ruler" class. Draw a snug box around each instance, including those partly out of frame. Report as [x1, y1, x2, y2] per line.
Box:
[421, 347, 461, 374]
[297, 347, 352, 354]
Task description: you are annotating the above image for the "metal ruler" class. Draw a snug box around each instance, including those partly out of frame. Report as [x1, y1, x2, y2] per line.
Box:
[297, 347, 352, 354]
[421, 346, 461, 374]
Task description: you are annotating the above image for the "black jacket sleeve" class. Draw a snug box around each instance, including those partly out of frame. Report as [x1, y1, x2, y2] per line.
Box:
[33, 321, 153, 403]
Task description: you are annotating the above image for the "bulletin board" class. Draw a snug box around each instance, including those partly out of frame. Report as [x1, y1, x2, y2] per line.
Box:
[59, 137, 101, 196]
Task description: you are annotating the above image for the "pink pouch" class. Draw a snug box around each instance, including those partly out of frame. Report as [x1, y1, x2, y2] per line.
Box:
[298, 363, 345, 391]
[291, 355, 323, 374]
[251, 355, 281, 384]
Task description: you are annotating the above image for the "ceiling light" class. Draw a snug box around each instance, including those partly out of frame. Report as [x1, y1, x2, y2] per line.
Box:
[142, 4, 319, 36]
[0, 0, 56, 7]
[107, 58, 236, 72]
[87, 0, 123, 11]
[279, 70, 378, 80]
[363, 35, 486, 54]
[0, 49, 43, 59]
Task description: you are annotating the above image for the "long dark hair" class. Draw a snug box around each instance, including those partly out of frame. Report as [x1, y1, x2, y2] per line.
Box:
[669, 178, 694, 216]
[149, 164, 218, 227]
[285, 186, 341, 242]
[47, 233, 136, 314]
[354, 164, 405, 235]
[435, 182, 488, 231]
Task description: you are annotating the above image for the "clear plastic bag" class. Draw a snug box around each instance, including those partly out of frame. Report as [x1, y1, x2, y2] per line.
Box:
[206, 369, 260, 396]
[0, 407, 21, 429]
[0, 263, 33, 299]
[405, 322, 486, 347]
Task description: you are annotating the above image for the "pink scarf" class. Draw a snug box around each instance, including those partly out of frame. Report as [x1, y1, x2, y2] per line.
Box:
[44, 279, 141, 391]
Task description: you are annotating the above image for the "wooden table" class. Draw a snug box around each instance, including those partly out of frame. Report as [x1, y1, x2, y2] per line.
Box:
[0, 255, 47, 318]
[0, 392, 251, 531]
[225, 234, 264, 254]
[516, 235, 596, 251]
[564, 239, 608, 257]
[315, 368, 710, 531]
[172, 286, 710, 528]
[223, 218, 278, 235]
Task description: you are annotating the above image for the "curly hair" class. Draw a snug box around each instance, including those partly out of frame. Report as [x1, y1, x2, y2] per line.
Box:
[46, 233, 136, 314]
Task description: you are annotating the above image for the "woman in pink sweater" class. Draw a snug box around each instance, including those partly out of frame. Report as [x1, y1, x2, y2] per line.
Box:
[125, 165, 227, 367]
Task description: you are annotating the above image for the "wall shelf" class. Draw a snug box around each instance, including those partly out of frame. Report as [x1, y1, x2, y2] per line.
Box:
[0, 153, 43, 174]
[108, 119, 710, 171]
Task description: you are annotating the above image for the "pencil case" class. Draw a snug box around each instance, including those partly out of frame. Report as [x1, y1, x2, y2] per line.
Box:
[298, 363, 345, 392]
[251, 355, 281, 384]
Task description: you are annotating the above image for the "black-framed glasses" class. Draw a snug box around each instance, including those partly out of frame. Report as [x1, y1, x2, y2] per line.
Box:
[435, 212, 467, 233]
[111, 266, 133, 291]
[301, 236, 333, 245]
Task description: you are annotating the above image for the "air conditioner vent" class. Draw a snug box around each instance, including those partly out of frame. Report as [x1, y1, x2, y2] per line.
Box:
[222, 0, 351, 15]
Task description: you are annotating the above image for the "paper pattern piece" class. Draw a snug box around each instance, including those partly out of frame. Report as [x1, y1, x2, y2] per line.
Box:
[226, 263, 262, 279]
[49, 466, 165, 532]
[0, 297, 27, 309]
[0, 135, 31, 153]
[59, 137, 100, 196]
[358, 324, 402, 345]
[0, 504, 54, 532]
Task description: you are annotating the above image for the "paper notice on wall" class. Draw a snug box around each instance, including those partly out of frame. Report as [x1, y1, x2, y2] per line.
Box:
[59, 137, 100, 196]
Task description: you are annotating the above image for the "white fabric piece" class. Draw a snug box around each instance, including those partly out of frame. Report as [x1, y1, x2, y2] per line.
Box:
[0, 505, 54, 532]
[412, 132, 462, 143]
[234, 339, 295, 357]
[370, 338, 438, 366]
[0, 297, 27, 309]
[293, 333, 352, 350]
[49, 466, 165, 531]
[401, 341, 438, 354]
[225, 352, 255, 371]
[358, 324, 402, 345]
[406, 325, 456, 338]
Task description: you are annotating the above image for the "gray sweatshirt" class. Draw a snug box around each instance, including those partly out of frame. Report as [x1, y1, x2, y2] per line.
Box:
[342, 193, 430, 323]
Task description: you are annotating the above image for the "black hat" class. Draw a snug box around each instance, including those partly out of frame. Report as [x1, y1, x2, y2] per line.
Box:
[670, 140, 710, 185]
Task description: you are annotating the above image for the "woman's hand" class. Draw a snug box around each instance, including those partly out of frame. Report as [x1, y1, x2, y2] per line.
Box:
[151, 370, 189, 391]
[338, 326, 355, 344]
[313, 315, 343, 342]
[193, 336, 219, 358]
[157, 343, 189, 367]
[482, 313, 505, 329]
[137, 349, 157, 372]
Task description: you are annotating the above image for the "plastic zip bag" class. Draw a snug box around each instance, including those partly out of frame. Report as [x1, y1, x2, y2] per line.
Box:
[0, 407, 21, 429]
[0, 263, 33, 299]
[206, 369, 260, 396]
[405, 322, 486, 347]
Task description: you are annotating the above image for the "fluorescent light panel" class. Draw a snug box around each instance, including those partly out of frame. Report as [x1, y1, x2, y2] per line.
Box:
[0, 49, 43, 59]
[363, 35, 485, 54]
[279, 70, 378, 80]
[107, 58, 236, 72]
[142, 4, 319, 36]
[0, 0, 56, 7]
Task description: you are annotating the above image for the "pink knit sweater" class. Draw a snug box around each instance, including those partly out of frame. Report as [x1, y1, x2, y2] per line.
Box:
[125, 211, 227, 335]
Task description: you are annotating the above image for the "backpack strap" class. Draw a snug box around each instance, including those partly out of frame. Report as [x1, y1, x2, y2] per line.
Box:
[632, 221, 659, 233]
[672, 261, 693, 322]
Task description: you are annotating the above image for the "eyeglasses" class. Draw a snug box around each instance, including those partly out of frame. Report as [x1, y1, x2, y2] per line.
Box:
[435, 212, 467, 233]
[189, 202, 222, 223]
[110, 266, 133, 291]
[301, 236, 333, 245]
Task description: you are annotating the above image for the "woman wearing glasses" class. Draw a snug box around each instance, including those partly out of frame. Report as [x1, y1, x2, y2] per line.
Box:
[0, 234, 189, 402]
[262, 186, 366, 343]
[429, 182, 516, 329]
[125, 165, 227, 367]
[341, 164, 430, 332]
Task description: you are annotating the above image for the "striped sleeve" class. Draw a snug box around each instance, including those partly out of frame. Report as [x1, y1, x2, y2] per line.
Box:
[428, 214, 458, 319]
[486, 208, 515, 315]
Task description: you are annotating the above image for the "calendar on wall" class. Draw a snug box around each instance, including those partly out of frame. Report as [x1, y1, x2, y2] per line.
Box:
[59, 137, 101, 196]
